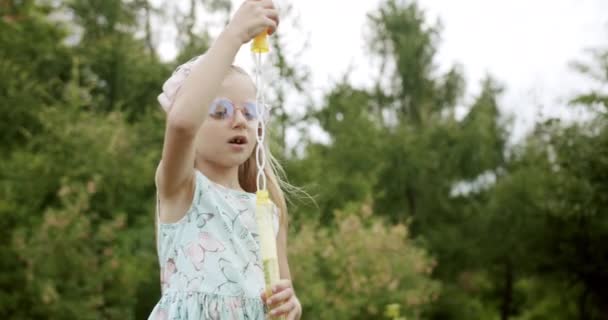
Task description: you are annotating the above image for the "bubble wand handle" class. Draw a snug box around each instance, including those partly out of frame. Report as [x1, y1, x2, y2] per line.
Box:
[251, 30, 285, 320]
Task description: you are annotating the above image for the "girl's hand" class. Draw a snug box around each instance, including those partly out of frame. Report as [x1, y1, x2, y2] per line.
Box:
[261, 279, 302, 320]
[226, 0, 279, 45]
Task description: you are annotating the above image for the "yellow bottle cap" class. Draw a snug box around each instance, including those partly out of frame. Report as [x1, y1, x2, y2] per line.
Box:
[251, 30, 269, 53]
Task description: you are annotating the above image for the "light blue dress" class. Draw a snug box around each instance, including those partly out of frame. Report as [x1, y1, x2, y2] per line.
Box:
[148, 170, 279, 320]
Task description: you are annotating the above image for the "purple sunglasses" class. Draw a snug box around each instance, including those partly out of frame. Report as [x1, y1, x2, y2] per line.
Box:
[208, 98, 269, 122]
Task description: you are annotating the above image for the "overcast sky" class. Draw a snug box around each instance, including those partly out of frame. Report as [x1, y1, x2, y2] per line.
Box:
[281, 0, 608, 140]
[158, 0, 608, 141]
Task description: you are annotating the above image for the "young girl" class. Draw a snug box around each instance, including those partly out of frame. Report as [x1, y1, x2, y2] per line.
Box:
[148, 1, 302, 319]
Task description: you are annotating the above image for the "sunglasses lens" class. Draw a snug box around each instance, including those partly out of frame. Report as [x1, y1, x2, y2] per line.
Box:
[243, 102, 259, 121]
[209, 99, 233, 119]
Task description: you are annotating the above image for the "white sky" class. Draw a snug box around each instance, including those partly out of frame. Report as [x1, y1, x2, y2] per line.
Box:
[158, 0, 608, 142]
[284, 0, 608, 141]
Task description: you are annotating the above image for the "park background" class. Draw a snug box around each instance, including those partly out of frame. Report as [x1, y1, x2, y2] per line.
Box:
[1, 0, 607, 319]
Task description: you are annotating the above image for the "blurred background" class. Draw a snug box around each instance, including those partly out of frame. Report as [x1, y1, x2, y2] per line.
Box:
[1, 0, 607, 319]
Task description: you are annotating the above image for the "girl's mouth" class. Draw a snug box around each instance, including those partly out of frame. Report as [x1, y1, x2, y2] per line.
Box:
[228, 135, 248, 145]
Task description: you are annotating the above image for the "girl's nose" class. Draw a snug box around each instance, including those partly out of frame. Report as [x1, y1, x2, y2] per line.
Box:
[231, 108, 248, 128]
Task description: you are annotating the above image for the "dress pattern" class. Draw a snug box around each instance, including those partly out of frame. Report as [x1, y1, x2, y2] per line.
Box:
[148, 170, 279, 320]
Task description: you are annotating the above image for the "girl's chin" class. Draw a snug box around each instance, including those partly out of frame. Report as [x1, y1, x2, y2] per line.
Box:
[201, 147, 254, 168]
[224, 152, 254, 167]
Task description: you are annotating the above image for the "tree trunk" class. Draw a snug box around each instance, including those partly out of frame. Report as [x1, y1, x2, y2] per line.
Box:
[598, 292, 608, 320]
[142, 0, 155, 58]
[405, 184, 416, 217]
[578, 288, 590, 320]
[500, 260, 513, 320]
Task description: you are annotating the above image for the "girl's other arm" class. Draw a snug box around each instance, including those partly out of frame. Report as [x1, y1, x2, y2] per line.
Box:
[277, 221, 291, 280]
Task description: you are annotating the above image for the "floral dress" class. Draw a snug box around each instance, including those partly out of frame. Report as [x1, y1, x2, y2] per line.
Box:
[148, 170, 279, 319]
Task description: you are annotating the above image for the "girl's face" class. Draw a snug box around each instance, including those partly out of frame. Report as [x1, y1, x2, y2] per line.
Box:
[195, 72, 259, 169]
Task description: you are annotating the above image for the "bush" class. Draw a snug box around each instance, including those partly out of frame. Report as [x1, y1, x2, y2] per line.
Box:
[289, 200, 440, 319]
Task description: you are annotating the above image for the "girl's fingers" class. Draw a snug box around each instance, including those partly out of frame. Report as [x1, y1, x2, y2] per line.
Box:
[261, 279, 291, 303]
[264, 8, 279, 23]
[267, 287, 293, 305]
[269, 298, 295, 317]
[260, 0, 276, 9]
[271, 279, 293, 292]
[263, 9, 279, 35]
[262, 17, 277, 36]
[286, 307, 299, 320]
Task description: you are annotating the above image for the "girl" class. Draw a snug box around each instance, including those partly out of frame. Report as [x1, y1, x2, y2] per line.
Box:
[148, 1, 302, 319]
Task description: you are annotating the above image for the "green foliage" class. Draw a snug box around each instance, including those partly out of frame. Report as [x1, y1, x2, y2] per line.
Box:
[286, 83, 383, 224]
[289, 200, 439, 319]
[0, 85, 162, 319]
[12, 182, 137, 319]
[0, 5, 71, 151]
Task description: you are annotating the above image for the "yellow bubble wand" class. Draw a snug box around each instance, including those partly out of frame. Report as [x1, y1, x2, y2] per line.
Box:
[252, 30, 285, 320]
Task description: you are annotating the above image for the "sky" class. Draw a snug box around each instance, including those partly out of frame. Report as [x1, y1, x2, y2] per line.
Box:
[281, 0, 608, 141]
[158, 0, 608, 142]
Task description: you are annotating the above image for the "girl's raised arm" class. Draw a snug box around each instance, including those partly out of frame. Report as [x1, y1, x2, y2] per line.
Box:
[157, 0, 278, 201]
